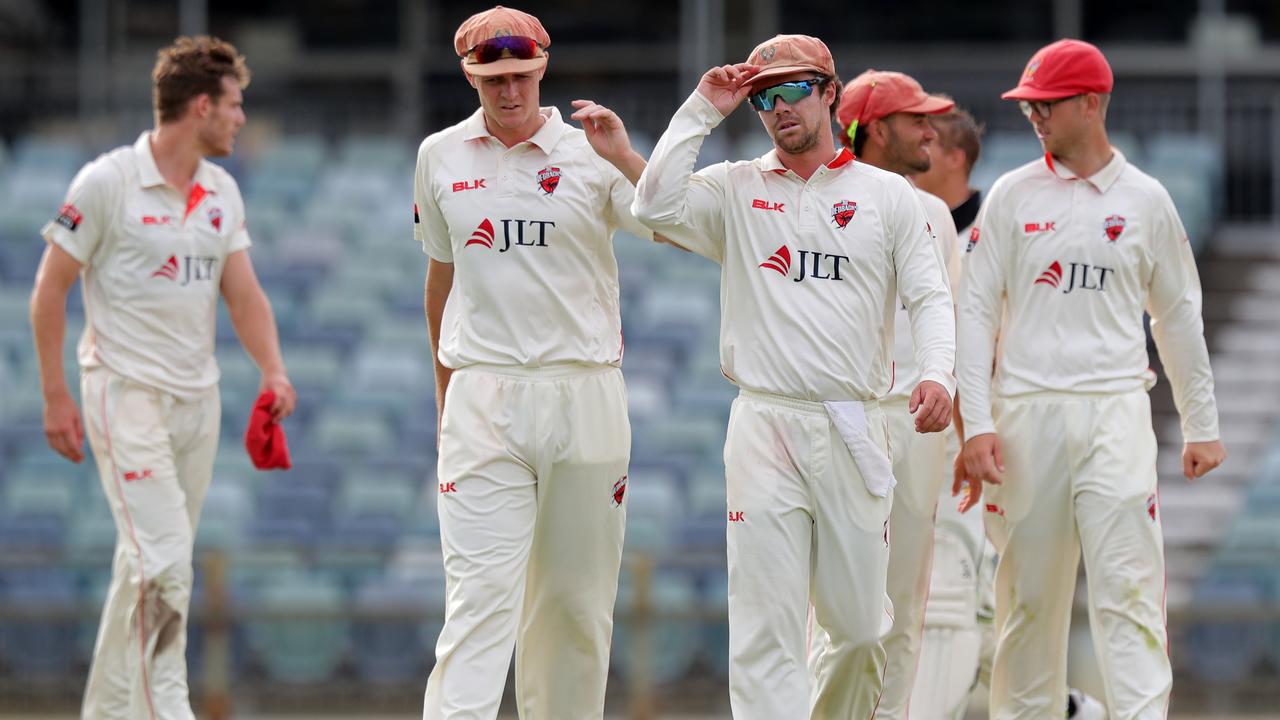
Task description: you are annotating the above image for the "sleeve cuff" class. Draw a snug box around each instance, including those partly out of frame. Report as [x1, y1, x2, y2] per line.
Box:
[41, 224, 91, 265]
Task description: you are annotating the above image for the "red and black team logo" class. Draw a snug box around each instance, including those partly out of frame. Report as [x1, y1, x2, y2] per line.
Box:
[1147, 493, 1157, 522]
[208, 206, 223, 232]
[758, 245, 791, 276]
[537, 166, 562, 195]
[466, 218, 496, 248]
[1104, 214, 1126, 242]
[830, 200, 857, 229]
[612, 474, 628, 507]
[966, 226, 980, 253]
[55, 203, 83, 232]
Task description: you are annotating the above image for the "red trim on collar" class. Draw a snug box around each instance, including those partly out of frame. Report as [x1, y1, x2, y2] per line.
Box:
[828, 148, 855, 169]
[184, 183, 208, 221]
[1043, 152, 1055, 173]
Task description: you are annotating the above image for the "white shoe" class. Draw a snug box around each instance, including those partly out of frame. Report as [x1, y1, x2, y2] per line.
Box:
[1066, 688, 1107, 720]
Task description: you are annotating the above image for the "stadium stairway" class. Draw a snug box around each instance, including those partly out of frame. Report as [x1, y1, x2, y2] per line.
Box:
[1152, 223, 1280, 609]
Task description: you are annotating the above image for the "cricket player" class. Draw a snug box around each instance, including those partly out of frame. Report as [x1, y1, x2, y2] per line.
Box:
[629, 35, 956, 719]
[834, 69, 960, 720]
[416, 7, 659, 719]
[959, 39, 1225, 719]
[30, 36, 295, 720]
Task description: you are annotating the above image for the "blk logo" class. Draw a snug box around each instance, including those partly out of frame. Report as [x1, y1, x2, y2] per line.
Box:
[142, 215, 175, 226]
[465, 217, 555, 252]
[1104, 214, 1126, 242]
[151, 255, 217, 285]
[123, 469, 153, 482]
[536, 166, 561, 195]
[830, 200, 858, 229]
[452, 178, 487, 193]
[1024, 221, 1056, 233]
[966, 226, 980, 253]
[985, 503, 1005, 517]
[1035, 259, 1115, 294]
[439, 482, 457, 494]
[751, 198, 785, 212]
[612, 474, 628, 507]
[728, 511, 745, 523]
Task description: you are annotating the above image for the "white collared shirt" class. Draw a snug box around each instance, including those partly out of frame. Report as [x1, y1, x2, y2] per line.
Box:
[632, 92, 956, 403]
[957, 149, 1220, 441]
[41, 132, 251, 400]
[414, 106, 652, 370]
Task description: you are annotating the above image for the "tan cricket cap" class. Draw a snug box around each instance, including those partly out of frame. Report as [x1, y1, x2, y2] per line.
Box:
[454, 6, 551, 77]
[746, 34, 836, 87]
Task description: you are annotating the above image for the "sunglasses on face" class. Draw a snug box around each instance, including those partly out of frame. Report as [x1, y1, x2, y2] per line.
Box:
[469, 36, 542, 64]
[748, 79, 823, 112]
[1019, 95, 1080, 120]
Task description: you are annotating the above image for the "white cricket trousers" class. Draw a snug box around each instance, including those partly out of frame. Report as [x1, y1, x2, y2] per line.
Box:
[80, 367, 220, 720]
[424, 364, 630, 720]
[911, 479, 990, 720]
[876, 397, 951, 719]
[726, 390, 893, 720]
[985, 391, 1167, 720]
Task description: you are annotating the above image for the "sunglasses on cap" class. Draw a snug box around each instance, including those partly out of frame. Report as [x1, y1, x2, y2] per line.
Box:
[748, 79, 823, 112]
[1018, 95, 1080, 120]
[469, 35, 542, 64]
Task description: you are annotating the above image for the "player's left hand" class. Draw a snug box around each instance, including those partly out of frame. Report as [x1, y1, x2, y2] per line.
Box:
[571, 100, 635, 166]
[909, 380, 952, 433]
[1183, 439, 1226, 480]
[261, 372, 296, 422]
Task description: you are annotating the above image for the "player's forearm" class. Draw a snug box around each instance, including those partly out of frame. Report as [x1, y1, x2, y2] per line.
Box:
[30, 281, 72, 400]
[609, 150, 647, 186]
[632, 92, 723, 228]
[956, 309, 999, 437]
[1151, 315, 1220, 442]
[425, 260, 454, 416]
[227, 289, 286, 378]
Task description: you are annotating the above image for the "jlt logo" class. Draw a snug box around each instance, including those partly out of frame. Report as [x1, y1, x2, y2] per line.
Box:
[1034, 260, 1115, 294]
[466, 217, 556, 252]
[150, 255, 217, 285]
[759, 244, 849, 282]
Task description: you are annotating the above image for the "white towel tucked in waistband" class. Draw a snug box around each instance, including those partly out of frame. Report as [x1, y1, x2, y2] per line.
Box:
[822, 400, 896, 498]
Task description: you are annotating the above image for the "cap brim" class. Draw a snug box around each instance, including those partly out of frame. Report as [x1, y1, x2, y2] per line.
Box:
[749, 64, 829, 88]
[1001, 84, 1076, 101]
[900, 95, 955, 116]
[462, 55, 547, 77]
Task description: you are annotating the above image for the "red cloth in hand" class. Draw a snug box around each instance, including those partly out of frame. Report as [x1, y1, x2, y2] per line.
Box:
[245, 390, 292, 470]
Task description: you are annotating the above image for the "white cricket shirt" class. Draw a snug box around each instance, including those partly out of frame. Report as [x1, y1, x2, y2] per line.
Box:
[414, 106, 652, 370]
[957, 150, 1220, 442]
[632, 92, 956, 403]
[41, 132, 251, 400]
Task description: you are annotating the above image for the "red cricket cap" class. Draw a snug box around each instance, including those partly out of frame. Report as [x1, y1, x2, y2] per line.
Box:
[455, 6, 551, 77]
[245, 390, 292, 470]
[1002, 39, 1113, 101]
[837, 70, 954, 135]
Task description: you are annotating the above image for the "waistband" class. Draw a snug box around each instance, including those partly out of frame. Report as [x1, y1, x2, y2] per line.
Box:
[739, 388, 880, 416]
[997, 388, 1149, 403]
[455, 362, 618, 380]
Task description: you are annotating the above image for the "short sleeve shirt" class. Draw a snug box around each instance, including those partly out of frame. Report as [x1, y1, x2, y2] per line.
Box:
[41, 132, 251, 399]
[413, 107, 652, 369]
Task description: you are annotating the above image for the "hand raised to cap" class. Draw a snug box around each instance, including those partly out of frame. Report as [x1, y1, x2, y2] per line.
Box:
[697, 64, 761, 118]
[570, 99, 634, 167]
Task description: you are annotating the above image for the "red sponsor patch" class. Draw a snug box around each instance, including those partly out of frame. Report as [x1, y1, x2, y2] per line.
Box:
[55, 203, 83, 231]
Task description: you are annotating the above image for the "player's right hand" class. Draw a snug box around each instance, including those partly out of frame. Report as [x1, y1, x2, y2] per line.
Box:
[696, 64, 761, 118]
[43, 390, 85, 463]
[962, 432, 1004, 488]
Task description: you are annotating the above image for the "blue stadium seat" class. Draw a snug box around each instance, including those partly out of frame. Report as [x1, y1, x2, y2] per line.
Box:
[612, 569, 700, 683]
[350, 573, 440, 685]
[246, 572, 350, 683]
[0, 568, 78, 682]
[1185, 573, 1268, 683]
